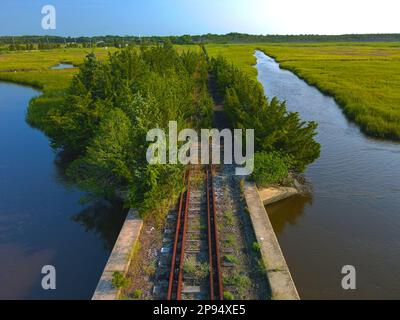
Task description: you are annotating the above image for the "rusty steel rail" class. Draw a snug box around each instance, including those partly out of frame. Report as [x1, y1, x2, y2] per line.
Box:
[167, 170, 191, 300]
[206, 166, 215, 299]
[176, 170, 191, 300]
[167, 166, 223, 300]
[206, 165, 224, 300]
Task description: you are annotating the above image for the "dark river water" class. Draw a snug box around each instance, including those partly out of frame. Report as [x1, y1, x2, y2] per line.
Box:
[255, 51, 400, 300]
[0, 82, 127, 299]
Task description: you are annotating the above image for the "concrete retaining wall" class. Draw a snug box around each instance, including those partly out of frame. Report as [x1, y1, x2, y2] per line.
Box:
[259, 186, 299, 205]
[243, 181, 300, 300]
[92, 209, 143, 300]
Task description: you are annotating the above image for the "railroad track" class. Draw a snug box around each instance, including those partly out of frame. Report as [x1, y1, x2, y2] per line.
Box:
[165, 166, 224, 300]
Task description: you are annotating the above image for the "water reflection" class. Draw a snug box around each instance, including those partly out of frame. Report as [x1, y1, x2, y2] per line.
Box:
[267, 195, 313, 234]
[71, 200, 128, 251]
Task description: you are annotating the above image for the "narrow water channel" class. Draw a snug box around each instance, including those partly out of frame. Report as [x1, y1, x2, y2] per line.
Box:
[255, 51, 400, 299]
[0, 82, 127, 299]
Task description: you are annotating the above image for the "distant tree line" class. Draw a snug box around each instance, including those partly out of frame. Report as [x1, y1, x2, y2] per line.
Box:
[1, 33, 400, 50]
[7, 43, 63, 51]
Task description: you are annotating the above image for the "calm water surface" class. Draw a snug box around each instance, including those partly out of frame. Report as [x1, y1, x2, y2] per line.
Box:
[50, 63, 75, 70]
[255, 51, 400, 299]
[0, 82, 126, 299]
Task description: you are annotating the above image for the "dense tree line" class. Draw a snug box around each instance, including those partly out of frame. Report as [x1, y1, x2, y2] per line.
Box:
[6, 43, 63, 51]
[210, 56, 320, 173]
[2, 33, 400, 48]
[8, 43, 35, 51]
[193, 32, 400, 43]
[28, 43, 213, 221]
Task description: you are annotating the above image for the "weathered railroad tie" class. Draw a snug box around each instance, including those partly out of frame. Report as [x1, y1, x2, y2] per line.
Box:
[157, 166, 223, 300]
[206, 165, 224, 300]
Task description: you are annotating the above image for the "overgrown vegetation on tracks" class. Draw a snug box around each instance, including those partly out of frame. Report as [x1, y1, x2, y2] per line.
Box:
[23, 43, 214, 221]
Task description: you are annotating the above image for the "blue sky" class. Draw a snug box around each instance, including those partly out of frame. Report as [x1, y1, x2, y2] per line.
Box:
[1, 0, 399, 36]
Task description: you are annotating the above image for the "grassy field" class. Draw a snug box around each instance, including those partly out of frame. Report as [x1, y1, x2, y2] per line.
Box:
[256, 43, 400, 140]
[205, 44, 257, 77]
[1, 43, 400, 140]
[0, 47, 117, 92]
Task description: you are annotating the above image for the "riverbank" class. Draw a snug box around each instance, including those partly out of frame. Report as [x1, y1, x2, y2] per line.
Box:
[256, 44, 400, 140]
[256, 50, 400, 299]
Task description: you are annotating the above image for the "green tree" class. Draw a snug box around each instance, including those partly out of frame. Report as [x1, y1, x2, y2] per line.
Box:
[67, 108, 133, 199]
[251, 152, 293, 187]
[211, 56, 320, 172]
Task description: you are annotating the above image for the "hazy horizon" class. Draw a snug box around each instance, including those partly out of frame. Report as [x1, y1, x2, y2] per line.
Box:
[2, 32, 400, 38]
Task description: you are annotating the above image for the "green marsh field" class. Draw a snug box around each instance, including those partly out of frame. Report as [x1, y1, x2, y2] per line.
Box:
[258, 43, 400, 140]
[0, 47, 117, 91]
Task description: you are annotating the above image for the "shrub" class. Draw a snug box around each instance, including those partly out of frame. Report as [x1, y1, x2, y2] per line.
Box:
[257, 259, 267, 274]
[133, 289, 143, 299]
[251, 152, 292, 187]
[223, 271, 251, 288]
[112, 271, 130, 289]
[252, 242, 261, 253]
[224, 292, 235, 300]
[184, 256, 209, 280]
